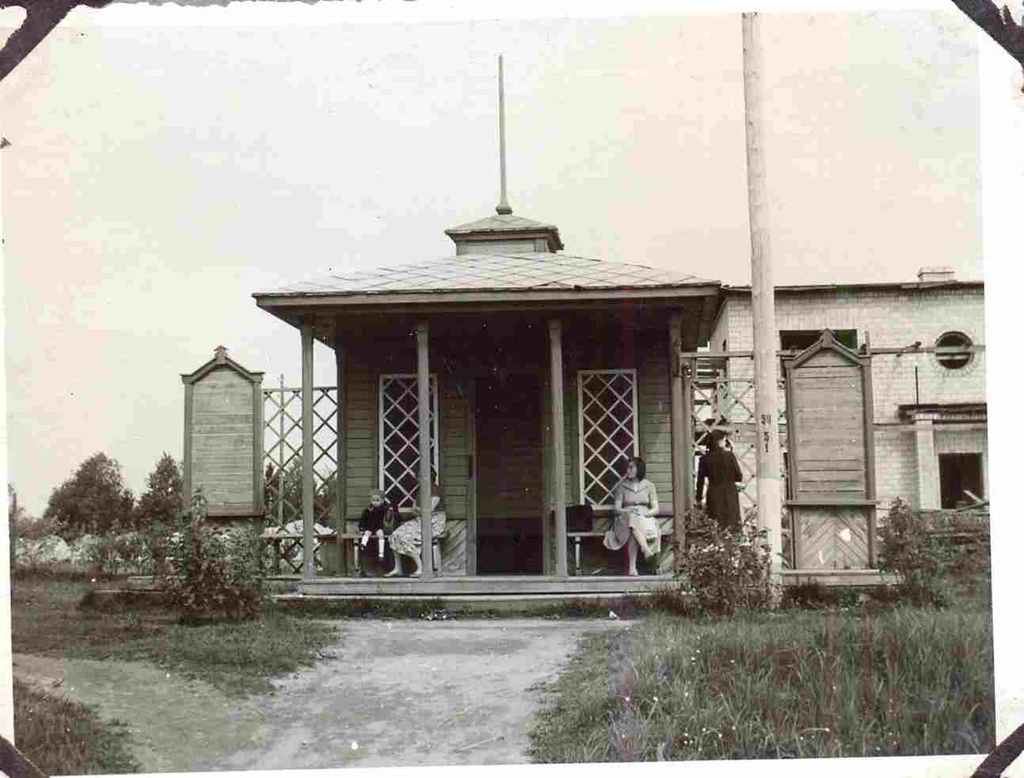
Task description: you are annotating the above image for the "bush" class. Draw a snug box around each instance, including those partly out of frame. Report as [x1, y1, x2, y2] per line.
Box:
[160, 489, 268, 623]
[64, 531, 156, 576]
[673, 507, 775, 616]
[878, 499, 953, 607]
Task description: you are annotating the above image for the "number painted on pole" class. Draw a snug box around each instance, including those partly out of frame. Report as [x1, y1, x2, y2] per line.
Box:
[759, 414, 774, 452]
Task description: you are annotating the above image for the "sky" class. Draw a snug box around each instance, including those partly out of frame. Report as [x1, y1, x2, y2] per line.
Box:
[0, 7, 988, 516]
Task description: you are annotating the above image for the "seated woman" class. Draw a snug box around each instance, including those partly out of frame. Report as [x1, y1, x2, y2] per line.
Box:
[385, 486, 446, 578]
[603, 456, 660, 577]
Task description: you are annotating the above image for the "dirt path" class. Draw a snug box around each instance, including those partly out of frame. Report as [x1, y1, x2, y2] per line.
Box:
[14, 618, 620, 771]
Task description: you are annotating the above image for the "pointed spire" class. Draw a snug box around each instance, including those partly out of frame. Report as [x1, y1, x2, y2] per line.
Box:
[496, 54, 512, 216]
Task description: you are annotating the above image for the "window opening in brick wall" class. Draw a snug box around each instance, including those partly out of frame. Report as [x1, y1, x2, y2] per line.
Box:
[935, 332, 974, 370]
[578, 369, 639, 507]
[780, 329, 858, 352]
[379, 374, 439, 509]
[939, 453, 983, 509]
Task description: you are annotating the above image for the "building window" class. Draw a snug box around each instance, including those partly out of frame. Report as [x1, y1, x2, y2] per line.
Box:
[938, 453, 983, 509]
[935, 332, 974, 370]
[780, 329, 858, 352]
[379, 374, 439, 509]
[578, 369, 639, 507]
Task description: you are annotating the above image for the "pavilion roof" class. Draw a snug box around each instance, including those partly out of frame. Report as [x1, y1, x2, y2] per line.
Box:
[257, 252, 715, 299]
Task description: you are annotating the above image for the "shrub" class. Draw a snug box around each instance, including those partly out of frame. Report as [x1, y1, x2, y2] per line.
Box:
[65, 531, 156, 576]
[878, 499, 952, 607]
[160, 489, 268, 623]
[674, 507, 775, 616]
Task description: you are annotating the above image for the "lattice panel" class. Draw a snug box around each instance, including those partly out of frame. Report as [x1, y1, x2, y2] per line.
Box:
[263, 386, 339, 529]
[690, 362, 788, 514]
[379, 374, 439, 509]
[578, 370, 639, 507]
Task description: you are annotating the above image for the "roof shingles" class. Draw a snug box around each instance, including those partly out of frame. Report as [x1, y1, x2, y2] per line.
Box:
[261, 253, 714, 297]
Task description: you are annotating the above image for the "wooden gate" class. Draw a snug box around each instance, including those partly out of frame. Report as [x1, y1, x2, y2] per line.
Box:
[783, 331, 877, 569]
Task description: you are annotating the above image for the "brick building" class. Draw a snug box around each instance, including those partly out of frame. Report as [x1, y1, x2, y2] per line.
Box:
[708, 267, 987, 513]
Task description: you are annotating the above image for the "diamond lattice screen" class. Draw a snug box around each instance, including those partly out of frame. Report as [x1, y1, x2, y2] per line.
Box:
[263, 386, 338, 529]
[379, 375, 439, 509]
[579, 370, 639, 507]
[690, 358, 788, 513]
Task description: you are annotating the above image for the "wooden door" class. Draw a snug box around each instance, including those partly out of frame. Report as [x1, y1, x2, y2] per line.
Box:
[475, 373, 544, 574]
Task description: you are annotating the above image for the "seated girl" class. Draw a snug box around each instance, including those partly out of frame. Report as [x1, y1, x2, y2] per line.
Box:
[359, 488, 397, 562]
[385, 486, 446, 578]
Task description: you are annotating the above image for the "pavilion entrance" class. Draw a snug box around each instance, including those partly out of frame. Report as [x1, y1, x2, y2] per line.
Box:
[474, 372, 545, 575]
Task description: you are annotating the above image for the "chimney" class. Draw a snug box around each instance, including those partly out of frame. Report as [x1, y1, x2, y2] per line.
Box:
[916, 267, 956, 284]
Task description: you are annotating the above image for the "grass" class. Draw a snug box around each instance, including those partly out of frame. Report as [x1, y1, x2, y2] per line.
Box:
[13, 680, 141, 775]
[12, 571, 339, 696]
[530, 583, 995, 762]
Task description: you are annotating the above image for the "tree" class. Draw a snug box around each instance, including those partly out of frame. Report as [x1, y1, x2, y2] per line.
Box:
[8, 484, 21, 568]
[44, 453, 134, 540]
[133, 453, 183, 532]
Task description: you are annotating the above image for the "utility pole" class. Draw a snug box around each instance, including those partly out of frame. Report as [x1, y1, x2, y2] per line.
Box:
[741, 12, 784, 576]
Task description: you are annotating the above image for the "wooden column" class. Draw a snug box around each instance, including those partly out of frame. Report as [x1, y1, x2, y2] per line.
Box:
[334, 329, 347, 575]
[742, 11, 784, 575]
[301, 321, 316, 582]
[541, 371, 553, 576]
[863, 333, 878, 567]
[182, 383, 194, 506]
[466, 378, 478, 576]
[549, 319, 568, 578]
[668, 312, 688, 551]
[416, 322, 434, 580]
[679, 358, 696, 552]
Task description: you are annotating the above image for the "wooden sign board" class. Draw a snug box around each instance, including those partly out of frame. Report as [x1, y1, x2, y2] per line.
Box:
[784, 331, 877, 569]
[182, 346, 264, 521]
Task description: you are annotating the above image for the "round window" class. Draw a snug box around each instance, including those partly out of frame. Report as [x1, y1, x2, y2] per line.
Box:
[935, 331, 973, 370]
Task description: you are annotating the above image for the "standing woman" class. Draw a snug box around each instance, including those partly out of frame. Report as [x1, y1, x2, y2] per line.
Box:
[696, 429, 743, 530]
[603, 456, 660, 577]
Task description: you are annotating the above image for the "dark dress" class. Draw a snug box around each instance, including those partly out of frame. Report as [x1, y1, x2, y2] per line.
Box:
[696, 448, 743, 529]
[358, 503, 397, 534]
[358, 502, 397, 567]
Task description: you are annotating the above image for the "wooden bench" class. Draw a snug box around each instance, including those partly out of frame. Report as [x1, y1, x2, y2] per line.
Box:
[567, 509, 675, 576]
[265, 532, 353, 575]
[265, 530, 443, 575]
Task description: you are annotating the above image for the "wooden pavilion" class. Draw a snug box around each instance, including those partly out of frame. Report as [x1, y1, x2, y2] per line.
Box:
[253, 210, 721, 594]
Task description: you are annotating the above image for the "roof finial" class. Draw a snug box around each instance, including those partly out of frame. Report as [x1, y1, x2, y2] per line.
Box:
[496, 54, 512, 216]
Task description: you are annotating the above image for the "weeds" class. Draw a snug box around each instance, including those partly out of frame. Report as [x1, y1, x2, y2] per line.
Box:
[14, 680, 141, 775]
[531, 606, 994, 761]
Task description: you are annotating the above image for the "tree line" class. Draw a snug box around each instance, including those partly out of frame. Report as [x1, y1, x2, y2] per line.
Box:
[30, 452, 184, 540]
[9, 451, 340, 543]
